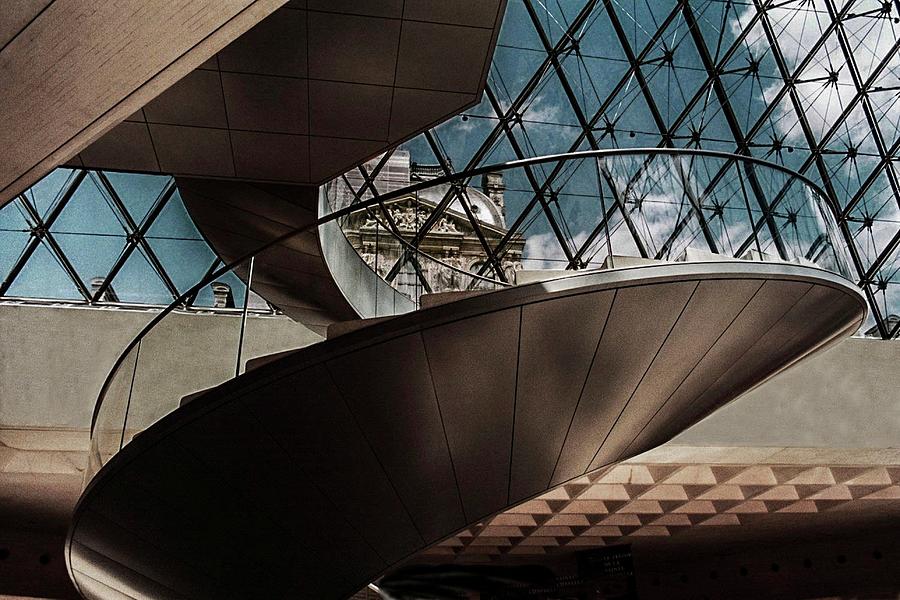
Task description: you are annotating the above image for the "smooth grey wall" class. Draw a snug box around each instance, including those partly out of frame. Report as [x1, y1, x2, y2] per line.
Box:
[2, 302, 898, 448]
[0, 304, 322, 429]
[676, 337, 900, 448]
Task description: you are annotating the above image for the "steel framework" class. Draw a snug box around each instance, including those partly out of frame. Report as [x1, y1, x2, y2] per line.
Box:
[0, 168, 271, 312]
[348, 0, 900, 338]
[1, 0, 898, 338]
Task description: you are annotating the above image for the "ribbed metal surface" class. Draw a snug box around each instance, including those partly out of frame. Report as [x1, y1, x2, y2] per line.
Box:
[67, 262, 864, 599]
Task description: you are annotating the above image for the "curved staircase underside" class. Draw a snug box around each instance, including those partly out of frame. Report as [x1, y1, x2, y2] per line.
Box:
[67, 262, 864, 599]
[177, 177, 417, 334]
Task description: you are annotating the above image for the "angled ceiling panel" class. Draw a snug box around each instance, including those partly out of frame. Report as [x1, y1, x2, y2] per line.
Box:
[68, 1, 507, 186]
[0, 0, 289, 208]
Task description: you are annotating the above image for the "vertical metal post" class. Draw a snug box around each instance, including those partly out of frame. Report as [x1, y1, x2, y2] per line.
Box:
[595, 158, 615, 269]
[235, 256, 255, 377]
[119, 340, 142, 452]
[375, 213, 380, 316]
[738, 165, 764, 258]
[415, 190, 421, 307]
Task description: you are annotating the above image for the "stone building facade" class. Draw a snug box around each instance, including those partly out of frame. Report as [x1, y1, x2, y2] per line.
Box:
[334, 151, 525, 299]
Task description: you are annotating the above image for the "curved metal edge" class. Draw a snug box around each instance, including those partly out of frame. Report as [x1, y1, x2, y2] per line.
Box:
[88, 149, 852, 431]
[72, 264, 867, 505]
[66, 261, 866, 599]
[347, 148, 844, 225]
[316, 187, 418, 319]
[263, 261, 867, 373]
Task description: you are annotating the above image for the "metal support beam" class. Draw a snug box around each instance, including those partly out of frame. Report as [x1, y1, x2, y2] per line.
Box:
[0, 169, 87, 297]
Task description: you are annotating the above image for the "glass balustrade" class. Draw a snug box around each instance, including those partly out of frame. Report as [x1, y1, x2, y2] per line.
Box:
[85, 149, 852, 485]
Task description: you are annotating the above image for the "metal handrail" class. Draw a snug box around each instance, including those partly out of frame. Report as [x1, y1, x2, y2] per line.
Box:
[89, 148, 845, 432]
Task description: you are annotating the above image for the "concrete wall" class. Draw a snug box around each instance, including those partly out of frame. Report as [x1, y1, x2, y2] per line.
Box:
[1, 302, 898, 448]
[0, 304, 322, 430]
[676, 337, 900, 448]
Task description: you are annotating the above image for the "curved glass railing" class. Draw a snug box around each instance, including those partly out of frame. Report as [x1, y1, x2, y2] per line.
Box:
[332, 149, 852, 291]
[318, 183, 507, 316]
[84, 149, 853, 484]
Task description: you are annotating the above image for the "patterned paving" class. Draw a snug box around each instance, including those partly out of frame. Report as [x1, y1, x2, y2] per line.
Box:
[422, 446, 900, 560]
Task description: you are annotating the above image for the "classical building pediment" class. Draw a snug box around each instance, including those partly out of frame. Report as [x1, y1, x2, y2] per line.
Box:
[355, 197, 508, 239]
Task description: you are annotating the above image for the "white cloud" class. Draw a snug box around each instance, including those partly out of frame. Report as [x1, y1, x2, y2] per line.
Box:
[522, 230, 584, 269]
[731, 1, 900, 149]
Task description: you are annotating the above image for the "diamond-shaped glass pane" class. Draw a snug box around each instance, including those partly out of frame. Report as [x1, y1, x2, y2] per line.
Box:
[385, 0, 900, 336]
[5, 240, 83, 300]
[105, 172, 170, 224]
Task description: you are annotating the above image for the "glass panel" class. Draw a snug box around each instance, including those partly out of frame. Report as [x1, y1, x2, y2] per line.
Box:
[0, 198, 33, 232]
[53, 232, 128, 293]
[146, 191, 206, 241]
[110, 246, 174, 304]
[87, 343, 139, 480]
[0, 231, 31, 283]
[150, 238, 218, 294]
[24, 168, 74, 218]
[88, 252, 319, 473]
[51, 175, 127, 236]
[105, 172, 170, 223]
[5, 240, 83, 300]
[332, 151, 854, 300]
[0, 201, 33, 283]
[122, 305, 242, 444]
